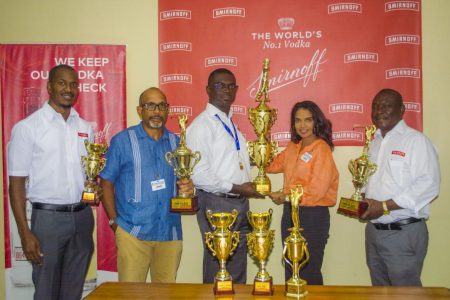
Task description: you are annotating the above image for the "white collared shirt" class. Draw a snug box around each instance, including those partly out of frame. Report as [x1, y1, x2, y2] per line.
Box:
[7, 102, 93, 204]
[365, 120, 440, 223]
[186, 103, 251, 193]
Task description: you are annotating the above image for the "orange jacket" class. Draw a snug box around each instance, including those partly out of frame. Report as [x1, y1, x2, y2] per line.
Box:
[267, 139, 339, 207]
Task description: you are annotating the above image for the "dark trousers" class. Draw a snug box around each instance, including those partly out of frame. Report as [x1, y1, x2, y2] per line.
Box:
[196, 190, 250, 284]
[31, 205, 94, 300]
[281, 204, 330, 285]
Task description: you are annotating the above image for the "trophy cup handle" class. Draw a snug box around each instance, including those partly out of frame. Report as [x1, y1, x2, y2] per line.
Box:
[247, 211, 254, 228]
[206, 210, 216, 230]
[229, 231, 240, 256]
[282, 242, 293, 269]
[205, 232, 216, 256]
[165, 152, 175, 168]
[229, 209, 238, 229]
[348, 159, 355, 176]
[298, 243, 310, 271]
[246, 232, 255, 255]
[191, 151, 201, 170]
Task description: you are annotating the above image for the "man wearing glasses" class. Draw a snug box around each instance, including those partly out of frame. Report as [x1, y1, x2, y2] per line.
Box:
[100, 87, 194, 283]
[187, 68, 263, 284]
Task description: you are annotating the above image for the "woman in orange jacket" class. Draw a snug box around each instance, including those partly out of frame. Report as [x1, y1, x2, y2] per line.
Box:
[267, 100, 339, 285]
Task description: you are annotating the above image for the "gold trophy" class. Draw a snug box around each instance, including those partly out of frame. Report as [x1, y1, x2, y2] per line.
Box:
[205, 209, 240, 295]
[165, 114, 201, 212]
[283, 185, 309, 298]
[247, 58, 278, 194]
[81, 140, 108, 203]
[247, 209, 275, 295]
[337, 125, 377, 218]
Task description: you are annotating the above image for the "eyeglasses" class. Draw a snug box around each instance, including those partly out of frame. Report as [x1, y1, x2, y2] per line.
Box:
[210, 82, 238, 92]
[141, 102, 169, 111]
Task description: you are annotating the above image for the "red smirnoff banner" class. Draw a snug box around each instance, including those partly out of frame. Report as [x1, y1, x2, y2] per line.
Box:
[1, 44, 125, 285]
[159, 0, 422, 146]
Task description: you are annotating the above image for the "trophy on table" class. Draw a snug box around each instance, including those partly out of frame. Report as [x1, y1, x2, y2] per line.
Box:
[205, 209, 240, 295]
[247, 209, 275, 295]
[247, 58, 278, 195]
[337, 125, 377, 218]
[165, 114, 201, 212]
[283, 185, 309, 298]
[81, 140, 108, 203]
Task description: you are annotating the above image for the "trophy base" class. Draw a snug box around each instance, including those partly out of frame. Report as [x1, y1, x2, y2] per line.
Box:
[337, 197, 368, 218]
[81, 191, 96, 203]
[213, 279, 234, 295]
[169, 195, 198, 213]
[285, 282, 308, 298]
[252, 277, 274, 295]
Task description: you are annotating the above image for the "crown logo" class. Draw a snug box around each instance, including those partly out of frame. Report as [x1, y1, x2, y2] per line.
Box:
[278, 17, 294, 30]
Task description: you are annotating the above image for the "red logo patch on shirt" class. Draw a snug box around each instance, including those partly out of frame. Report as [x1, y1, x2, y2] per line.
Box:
[391, 150, 405, 157]
[78, 132, 88, 138]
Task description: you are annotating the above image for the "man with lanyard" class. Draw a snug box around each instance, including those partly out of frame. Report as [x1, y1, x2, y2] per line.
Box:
[100, 87, 193, 283]
[8, 64, 95, 300]
[360, 88, 440, 286]
[186, 68, 263, 283]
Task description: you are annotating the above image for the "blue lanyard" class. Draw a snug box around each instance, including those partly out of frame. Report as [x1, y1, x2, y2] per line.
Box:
[215, 114, 240, 151]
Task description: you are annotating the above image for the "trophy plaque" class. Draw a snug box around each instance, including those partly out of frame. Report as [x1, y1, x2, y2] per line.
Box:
[337, 125, 377, 218]
[81, 140, 108, 203]
[247, 58, 278, 195]
[165, 114, 201, 213]
[205, 209, 240, 295]
[247, 209, 275, 295]
[283, 185, 309, 298]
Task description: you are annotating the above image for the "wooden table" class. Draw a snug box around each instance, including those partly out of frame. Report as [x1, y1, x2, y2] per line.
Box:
[85, 282, 450, 299]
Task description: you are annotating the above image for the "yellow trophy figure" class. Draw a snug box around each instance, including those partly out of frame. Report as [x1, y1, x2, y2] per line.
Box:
[205, 209, 240, 295]
[247, 209, 275, 295]
[165, 114, 201, 212]
[81, 140, 108, 203]
[283, 185, 310, 298]
[338, 125, 377, 217]
[247, 58, 278, 194]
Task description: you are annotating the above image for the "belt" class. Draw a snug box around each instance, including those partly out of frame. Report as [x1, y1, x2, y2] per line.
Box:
[373, 217, 424, 230]
[199, 190, 242, 199]
[32, 202, 88, 212]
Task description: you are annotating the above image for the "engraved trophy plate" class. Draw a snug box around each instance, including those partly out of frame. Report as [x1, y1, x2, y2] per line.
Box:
[205, 209, 240, 295]
[247, 58, 278, 195]
[337, 125, 377, 218]
[165, 114, 201, 213]
[81, 140, 108, 203]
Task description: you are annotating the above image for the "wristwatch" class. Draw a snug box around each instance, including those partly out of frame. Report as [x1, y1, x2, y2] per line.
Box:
[382, 201, 390, 216]
[108, 218, 116, 226]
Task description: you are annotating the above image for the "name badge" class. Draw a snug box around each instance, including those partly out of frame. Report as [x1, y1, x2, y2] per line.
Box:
[300, 152, 313, 163]
[151, 179, 166, 191]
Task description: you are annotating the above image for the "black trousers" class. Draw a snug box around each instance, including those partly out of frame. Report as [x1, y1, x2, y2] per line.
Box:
[281, 204, 330, 285]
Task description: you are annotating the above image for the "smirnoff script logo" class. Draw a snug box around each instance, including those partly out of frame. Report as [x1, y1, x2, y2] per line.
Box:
[385, 1, 420, 11]
[169, 106, 193, 116]
[404, 102, 421, 112]
[160, 10, 192, 20]
[213, 7, 245, 18]
[385, 34, 420, 45]
[247, 49, 327, 98]
[328, 3, 362, 14]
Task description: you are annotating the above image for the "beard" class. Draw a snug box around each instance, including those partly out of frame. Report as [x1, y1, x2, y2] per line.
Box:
[148, 117, 164, 129]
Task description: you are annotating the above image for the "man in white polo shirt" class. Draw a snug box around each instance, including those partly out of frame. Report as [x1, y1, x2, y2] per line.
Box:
[8, 64, 95, 300]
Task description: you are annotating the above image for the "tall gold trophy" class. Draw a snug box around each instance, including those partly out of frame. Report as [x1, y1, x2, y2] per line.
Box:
[337, 125, 377, 218]
[247, 209, 275, 295]
[165, 114, 201, 212]
[283, 185, 310, 298]
[247, 58, 278, 195]
[205, 209, 240, 295]
[81, 140, 108, 203]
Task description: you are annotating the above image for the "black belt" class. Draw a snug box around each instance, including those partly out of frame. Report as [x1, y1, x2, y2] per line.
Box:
[373, 218, 424, 230]
[32, 202, 88, 212]
[199, 190, 242, 199]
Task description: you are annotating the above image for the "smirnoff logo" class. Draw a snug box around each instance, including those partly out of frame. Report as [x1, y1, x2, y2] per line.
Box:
[404, 102, 421, 112]
[329, 103, 363, 113]
[278, 17, 295, 30]
[169, 106, 193, 116]
[14, 247, 27, 261]
[385, 68, 420, 79]
[160, 74, 192, 84]
[213, 7, 245, 18]
[328, 3, 362, 14]
[333, 131, 363, 142]
[344, 52, 378, 63]
[205, 56, 238, 67]
[247, 49, 327, 98]
[273, 131, 291, 142]
[385, 34, 420, 45]
[160, 42, 192, 52]
[160, 10, 192, 20]
[231, 105, 247, 115]
[385, 1, 420, 12]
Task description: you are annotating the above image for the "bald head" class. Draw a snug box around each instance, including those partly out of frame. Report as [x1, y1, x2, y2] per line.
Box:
[139, 87, 167, 106]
